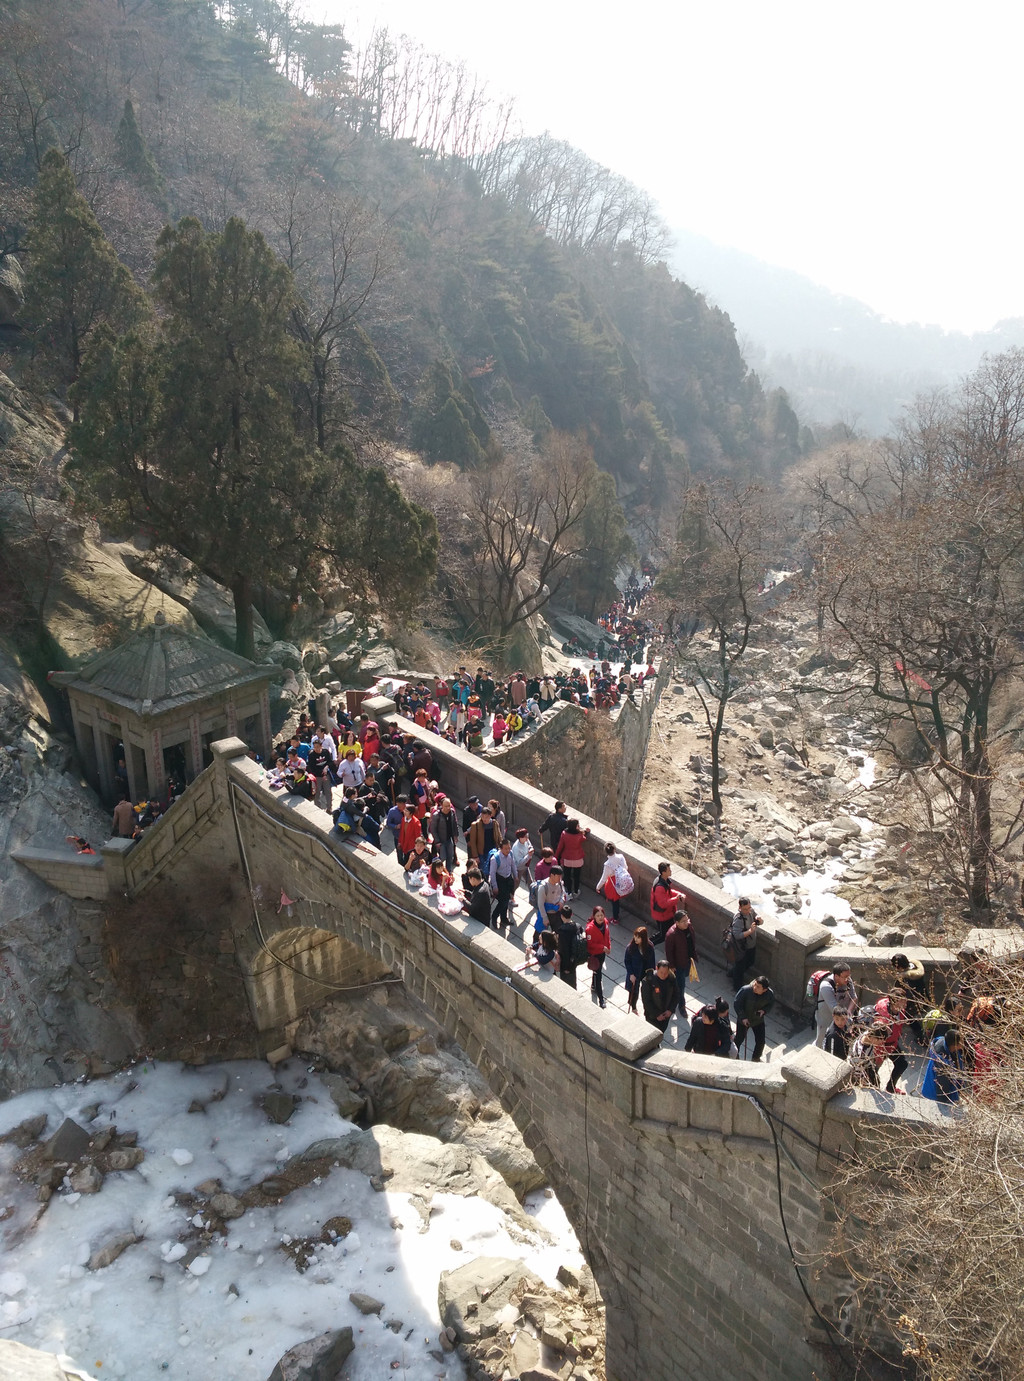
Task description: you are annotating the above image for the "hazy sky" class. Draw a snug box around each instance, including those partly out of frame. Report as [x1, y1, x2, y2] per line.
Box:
[321, 0, 1024, 334]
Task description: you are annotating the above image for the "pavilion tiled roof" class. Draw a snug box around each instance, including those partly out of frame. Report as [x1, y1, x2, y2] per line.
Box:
[49, 610, 273, 717]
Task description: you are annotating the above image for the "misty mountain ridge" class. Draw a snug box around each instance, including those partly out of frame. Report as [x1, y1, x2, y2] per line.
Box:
[669, 228, 1024, 434]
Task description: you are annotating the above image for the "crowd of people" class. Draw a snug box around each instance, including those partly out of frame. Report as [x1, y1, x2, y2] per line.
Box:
[805, 951, 1005, 1103]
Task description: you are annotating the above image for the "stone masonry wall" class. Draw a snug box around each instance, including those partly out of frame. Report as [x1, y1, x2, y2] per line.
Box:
[483, 659, 671, 833]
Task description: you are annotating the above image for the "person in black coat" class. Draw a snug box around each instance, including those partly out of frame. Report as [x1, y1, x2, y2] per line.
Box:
[641, 960, 678, 1036]
[461, 868, 492, 925]
[684, 1003, 732, 1057]
[539, 800, 569, 855]
[734, 976, 775, 1062]
[822, 1009, 852, 1060]
[285, 767, 314, 801]
[554, 906, 580, 990]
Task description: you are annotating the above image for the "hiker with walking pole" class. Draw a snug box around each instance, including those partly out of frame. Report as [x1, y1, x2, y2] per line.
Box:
[733, 975, 775, 1063]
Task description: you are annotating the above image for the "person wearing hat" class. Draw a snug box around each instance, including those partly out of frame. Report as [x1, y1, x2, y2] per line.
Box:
[891, 951, 928, 1041]
[641, 959, 678, 1037]
[462, 796, 482, 851]
[684, 1002, 732, 1057]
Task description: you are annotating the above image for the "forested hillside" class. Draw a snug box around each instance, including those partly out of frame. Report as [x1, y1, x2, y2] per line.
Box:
[0, 0, 805, 658]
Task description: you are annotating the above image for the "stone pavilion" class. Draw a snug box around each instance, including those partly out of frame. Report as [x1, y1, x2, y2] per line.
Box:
[50, 610, 274, 803]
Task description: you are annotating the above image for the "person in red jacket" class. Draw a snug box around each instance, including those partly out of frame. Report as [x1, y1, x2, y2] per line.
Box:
[585, 905, 612, 1008]
[555, 818, 590, 899]
[874, 990, 910, 1093]
[650, 861, 685, 943]
[397, 801, 423, 864]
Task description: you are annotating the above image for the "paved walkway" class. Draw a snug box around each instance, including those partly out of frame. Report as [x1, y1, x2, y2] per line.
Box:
[358, 829, 930, 1088]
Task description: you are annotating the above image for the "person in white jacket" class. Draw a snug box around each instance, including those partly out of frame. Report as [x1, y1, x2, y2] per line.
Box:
[596, 841, 631, 922]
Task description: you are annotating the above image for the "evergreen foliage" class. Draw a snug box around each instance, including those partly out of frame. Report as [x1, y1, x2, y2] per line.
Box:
[23, 149, 146, 389]
[70, 216, 437, 655]
[114, 99, 166, 206]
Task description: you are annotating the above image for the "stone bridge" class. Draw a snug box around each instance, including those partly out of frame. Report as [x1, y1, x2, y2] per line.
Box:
[14, 716, 953, 1381]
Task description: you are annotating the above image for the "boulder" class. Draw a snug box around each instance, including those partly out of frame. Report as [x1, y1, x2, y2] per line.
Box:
[0, 1339, 99, 1380]
[301, 1126, 534, 1229]
[69, 1164, 103, 1194]
[0, 255, 25, 326]
[87, 1231, 137, 1271]
[43, 1118, 92, 1164]
[267, 641, 303, 672]
[758, 728, 775, 750]
[831, 814, 863, 838]
[1, 1113, 47, 1148]
[263, 1092, 296, 1125]
[210, 1192, 245, 1220]
[318, 1073, 365, 1122]
[299, 998, 544, 1197]
[349, 1292, 384, 1316]
[266, 1328, 354, 1381]
[438, 1256, 544, 1343]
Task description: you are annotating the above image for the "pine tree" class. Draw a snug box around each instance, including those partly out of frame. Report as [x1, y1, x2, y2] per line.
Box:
[24, 149, 146, 390]
[114, 99, 167, 207]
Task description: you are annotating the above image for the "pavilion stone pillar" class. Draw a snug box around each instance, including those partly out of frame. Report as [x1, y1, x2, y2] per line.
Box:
[226, 697, 238, 738]
[145, 723, 166, 801]
[92, 718, 114, 800]
[258, 686, 272, 761]
[186, 712, 203, 780]
[122, 728, 142, 803]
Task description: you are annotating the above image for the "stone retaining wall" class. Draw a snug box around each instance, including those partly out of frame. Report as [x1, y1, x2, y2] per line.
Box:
[482, 659, 671, 833]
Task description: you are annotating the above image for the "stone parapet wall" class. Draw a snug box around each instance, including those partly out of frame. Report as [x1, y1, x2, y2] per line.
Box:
[9, 847, 108, 900]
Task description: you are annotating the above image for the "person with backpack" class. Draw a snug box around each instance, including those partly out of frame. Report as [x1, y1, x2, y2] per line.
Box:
[728, 898, 762, 989]
[535, 865, 566, 939]
[596, 841, 632, 921]
[813, 964, 858, 1048]
[584, 905, 612, 1008]
[555, 905, 583, 990]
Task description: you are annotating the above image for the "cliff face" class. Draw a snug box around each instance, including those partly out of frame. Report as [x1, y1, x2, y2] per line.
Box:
[0, 641, 139, 1096]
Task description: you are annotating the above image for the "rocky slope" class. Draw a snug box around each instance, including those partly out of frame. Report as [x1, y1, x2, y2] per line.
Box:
[634, 589, 989, 949]
[0, 644, 139, 1097]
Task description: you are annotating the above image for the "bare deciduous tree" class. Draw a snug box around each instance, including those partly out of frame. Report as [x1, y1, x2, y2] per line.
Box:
[816, 350, 1024, 912]
[827, 957, 1024, 1381]
[659, 480, 777, 819]
[465, 429, 593, 649]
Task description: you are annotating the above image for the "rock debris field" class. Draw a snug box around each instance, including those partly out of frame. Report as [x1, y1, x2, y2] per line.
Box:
[635, 598, 964, 950]
[0, 1059, 599, 1381]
